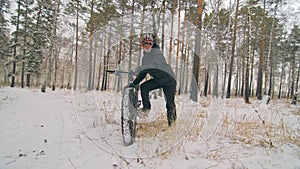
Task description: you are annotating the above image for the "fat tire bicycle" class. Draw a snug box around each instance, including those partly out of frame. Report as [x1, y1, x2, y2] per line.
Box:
[107, 69, 140, 146]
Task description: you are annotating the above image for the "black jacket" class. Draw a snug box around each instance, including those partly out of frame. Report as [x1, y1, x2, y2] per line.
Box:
[133, 48, 176, 86]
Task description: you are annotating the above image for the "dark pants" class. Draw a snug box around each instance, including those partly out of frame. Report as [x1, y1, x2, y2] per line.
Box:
[140, 79, 176, 112]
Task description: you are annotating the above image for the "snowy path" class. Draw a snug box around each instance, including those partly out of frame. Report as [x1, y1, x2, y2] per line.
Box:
[0, 87, 299, 169]
[0, 88, 116, 169]
[0, 88, 66, 169]
[0, 88, 200, 169]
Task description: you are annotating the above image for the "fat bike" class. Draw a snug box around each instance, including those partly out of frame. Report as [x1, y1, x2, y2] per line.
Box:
[107, 70, 140, 146]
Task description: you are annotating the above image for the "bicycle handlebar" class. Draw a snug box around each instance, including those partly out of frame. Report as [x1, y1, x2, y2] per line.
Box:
[106, 70, 130, 74]
[107, 69, 137, 83]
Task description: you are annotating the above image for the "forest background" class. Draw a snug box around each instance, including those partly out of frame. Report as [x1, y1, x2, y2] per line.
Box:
[0, 0, 299, 103]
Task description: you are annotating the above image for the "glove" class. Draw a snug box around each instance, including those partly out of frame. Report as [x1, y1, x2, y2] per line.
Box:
[128, 82, 139, 90]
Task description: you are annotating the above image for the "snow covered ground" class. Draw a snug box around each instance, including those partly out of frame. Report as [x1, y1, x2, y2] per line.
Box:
[0, 87, 299, 169]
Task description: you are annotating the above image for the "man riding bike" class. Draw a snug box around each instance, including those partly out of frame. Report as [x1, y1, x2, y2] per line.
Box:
[133, 35, 177, 126]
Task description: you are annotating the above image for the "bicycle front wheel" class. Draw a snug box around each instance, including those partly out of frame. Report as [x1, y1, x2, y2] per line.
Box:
[121, 87, 137, 146]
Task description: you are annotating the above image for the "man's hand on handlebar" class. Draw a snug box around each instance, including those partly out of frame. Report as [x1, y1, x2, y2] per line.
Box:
[128, 82, 139, 90]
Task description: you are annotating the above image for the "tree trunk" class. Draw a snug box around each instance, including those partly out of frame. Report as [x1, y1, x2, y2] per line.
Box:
[185, 40, 190, 94]
[21, 1, 30, 88]
[287, 62, 292, 98]
[290, 50, 296, 97]
[267, 2, 278, 97]
[10, 0, 21, 88]
[256, 0, 266, 100]
[88, 0, 95, 90]
[222, 61, 227, 99]
[21, 40, 26, 88]
[190, 0, 204, 102]
[226, 0, 239, 98]
[26, 74, 30, 88]
[204, 66, 209, 97]
[138, 1, 146, 66]
[41, 1, 59, 92]
[101, 52, 109, 91]
[245, 5, 252, 104]
[61, 65, 65, 89]
[128, 0, 135, 74]
[235, 55, 239, 97]
[221, 0, 232, 99]
[241, 16, 247, 97]
[73, 0, 80, 91]
[296, 59, 300, 93]
[250, 41, 255, 97]
[278, 63, 284, 99]
[213, 0, 221, 98]
[175, 0, 181, 83]
[96, 34, 104, 91]
[116, 9, 124, 92]
[179, 0, 188, 95]
[161, 0, 166, 51]
[52, 1, 60, 91]
[67, 25, 75, 90]
[96, 61, 102, 91]
[245, 47, 250, 103]
[101, 27, 112, 91]
[52, 45, 60, 91]
[92, 34, 98, 90]
[168, 0, 177, 64]
[213, 63, 219, 97]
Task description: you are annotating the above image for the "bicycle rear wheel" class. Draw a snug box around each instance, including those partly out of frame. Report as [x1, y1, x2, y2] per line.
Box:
[121, 87, 137, 146]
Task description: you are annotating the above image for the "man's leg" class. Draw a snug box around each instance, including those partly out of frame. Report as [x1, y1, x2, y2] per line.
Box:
[162, 84, 176, 126]
[140, 79, 160, 109]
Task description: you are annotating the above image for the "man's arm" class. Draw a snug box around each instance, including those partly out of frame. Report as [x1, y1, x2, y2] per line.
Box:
[133, 69, 147, 85]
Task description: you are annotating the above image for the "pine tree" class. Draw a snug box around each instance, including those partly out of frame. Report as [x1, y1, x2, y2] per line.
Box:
[0, 0, 10, 84]
[10, 0, 21, 87]
[18, 0, 35, 88]
[86, 0, 95, 91]
[226, 0, 240, 98]
[256, 0, 266, 100]
[40, 0, 60, 92]
[26, 0, 45, 87]
[190, 0, 204, 102]
[287, 25, 300, 97]
[64, 0, 86, 91]
[0, 0, 10, 60]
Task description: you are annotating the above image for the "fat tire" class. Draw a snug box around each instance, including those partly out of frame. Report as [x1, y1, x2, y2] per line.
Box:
[121, 87, 137, 146]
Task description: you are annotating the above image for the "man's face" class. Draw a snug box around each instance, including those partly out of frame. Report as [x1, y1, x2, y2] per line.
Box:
[143, 42, 153, 53]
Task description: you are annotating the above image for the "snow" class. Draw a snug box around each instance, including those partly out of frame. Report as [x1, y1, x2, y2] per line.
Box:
[0, 87, 299, 169]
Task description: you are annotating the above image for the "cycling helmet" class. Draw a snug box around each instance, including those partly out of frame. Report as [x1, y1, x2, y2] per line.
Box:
[141, 35, 153, 46]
